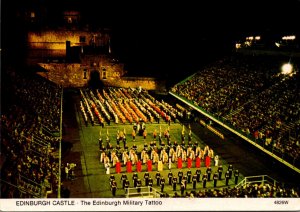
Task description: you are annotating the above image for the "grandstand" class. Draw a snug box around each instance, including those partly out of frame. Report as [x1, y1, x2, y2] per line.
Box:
[170, 53, 300, 172]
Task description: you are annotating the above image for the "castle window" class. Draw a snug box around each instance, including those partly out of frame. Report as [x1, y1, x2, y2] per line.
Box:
[80, 36, 86, 43]
[102, 71, 107, 79]
[83, 69, 87, 79]
[102, 67, 107, 79]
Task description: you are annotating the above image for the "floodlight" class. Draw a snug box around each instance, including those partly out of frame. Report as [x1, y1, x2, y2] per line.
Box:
[281, 63, 293, 75]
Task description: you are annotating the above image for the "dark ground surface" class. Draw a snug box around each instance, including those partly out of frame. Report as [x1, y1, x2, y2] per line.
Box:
[58, 88, 300, 198]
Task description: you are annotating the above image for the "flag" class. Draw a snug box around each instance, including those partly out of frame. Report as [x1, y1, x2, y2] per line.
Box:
[108, 38, 112, 54]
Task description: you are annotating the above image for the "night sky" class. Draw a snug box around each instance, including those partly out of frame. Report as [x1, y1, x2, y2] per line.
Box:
[82, 0, 300, 78]
[2, 0, 300, 79]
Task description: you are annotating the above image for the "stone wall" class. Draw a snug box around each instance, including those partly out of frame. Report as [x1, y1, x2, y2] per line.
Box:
[38, 63, 86, 87]
[80, 55, 126, 79]
[29, 29, 166, 90]
[37, 63, 165, 90]
[28, 30, 110, 51]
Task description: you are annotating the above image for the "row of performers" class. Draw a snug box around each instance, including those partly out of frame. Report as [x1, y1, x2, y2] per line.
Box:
[104, 156, 214, 174]
[100, 144, 216, 168]
[109, 171, 238, 197]
[109, 165, 238, 193]
[100, 125, 207, 152]
[103, 125, 195, 152]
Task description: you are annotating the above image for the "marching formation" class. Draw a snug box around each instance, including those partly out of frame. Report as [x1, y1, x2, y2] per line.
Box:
[93, 119, 244, 197]
[99, 124, 219, 174]
[79, 87, 185, 126]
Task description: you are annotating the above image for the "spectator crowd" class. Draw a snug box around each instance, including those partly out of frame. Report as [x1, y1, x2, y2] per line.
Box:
[1, 68, 62, 198]
[171, 54, 300, 168]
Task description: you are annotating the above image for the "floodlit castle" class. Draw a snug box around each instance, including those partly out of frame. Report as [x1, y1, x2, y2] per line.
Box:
[22, 7, 165, 90]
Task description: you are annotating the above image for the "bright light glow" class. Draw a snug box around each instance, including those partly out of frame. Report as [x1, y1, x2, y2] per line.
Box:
[275, 42, 280, 47]
[282, 35, 296, 40]
[244, 41, 251, 46]
[246, 36, 254, 40]
[235, 43, 241, 49]
[281, 63, 293, 75]
[255, 36, 261, 40]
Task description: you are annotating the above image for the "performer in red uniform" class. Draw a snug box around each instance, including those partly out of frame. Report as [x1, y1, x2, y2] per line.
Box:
[115, 160, 121, 173]
[205, 156, 210, 168]
[195, 156, 201, 168]
[147, 159, 152, 172]
[126, 160, 132, 173]
[177, 157, 183, 169]
[187, 158, 192, 169]
[136, 160, 142, 172]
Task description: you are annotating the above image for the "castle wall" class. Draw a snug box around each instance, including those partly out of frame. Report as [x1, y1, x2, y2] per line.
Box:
[81, 55, 125, 79]
[30, 30, 165, 91]
[37, 63, 165, 90]
[38, 63, 86, 87]
[28, 30, 110, 51]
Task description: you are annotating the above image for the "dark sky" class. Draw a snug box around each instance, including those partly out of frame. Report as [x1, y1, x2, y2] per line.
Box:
[2, 0, 300, 78]
[77, 0, 300, 76]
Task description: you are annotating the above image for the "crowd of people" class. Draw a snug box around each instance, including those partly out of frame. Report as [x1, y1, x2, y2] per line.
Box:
[79, 87, 184, 126]
[106, 156, 300, 198]
[1, 68, 62, 198]
[2, 54, 299, 199]
[169, 183, 300, 198]
[99, 124, 217, 174]
[171, 54, 300, 167]
[100, 121, 299, 198]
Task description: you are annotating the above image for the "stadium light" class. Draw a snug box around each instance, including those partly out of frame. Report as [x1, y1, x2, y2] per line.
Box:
[235, 43, 241, 49]
[282, 35, 296, 40]
[245, 41, 251, 47]
[275, 42, 281, 47]
[281, 63, 293, 75]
